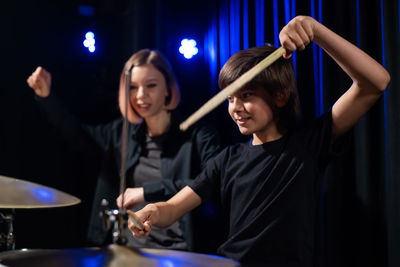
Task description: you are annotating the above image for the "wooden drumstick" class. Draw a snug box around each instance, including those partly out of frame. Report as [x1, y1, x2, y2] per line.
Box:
[127, 210, 145, 231]
[179, 46, 286, 131]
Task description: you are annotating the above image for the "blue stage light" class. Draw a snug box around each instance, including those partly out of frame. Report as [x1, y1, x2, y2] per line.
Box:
[85, 31, 95, 40]
[83, 31, 96, 53]
[179, 38, 198, 59]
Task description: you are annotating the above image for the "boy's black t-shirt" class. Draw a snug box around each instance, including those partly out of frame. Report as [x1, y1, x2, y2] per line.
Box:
[190, 111, 340, 266]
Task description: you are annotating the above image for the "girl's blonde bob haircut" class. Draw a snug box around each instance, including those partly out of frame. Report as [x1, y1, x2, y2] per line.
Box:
[119, 49, 181, 124]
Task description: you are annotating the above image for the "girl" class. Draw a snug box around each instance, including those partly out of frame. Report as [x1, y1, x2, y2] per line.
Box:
[27, 49, 222, 251]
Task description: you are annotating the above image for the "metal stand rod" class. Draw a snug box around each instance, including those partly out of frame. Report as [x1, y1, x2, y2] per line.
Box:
[0, 210, 15, 251]
[100, 199, 128, 245]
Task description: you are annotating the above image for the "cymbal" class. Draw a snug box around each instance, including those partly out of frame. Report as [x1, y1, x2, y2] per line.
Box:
[141, 247, 240, 267]
[0, 244, 240, 267]
[0, 175, 81, 209]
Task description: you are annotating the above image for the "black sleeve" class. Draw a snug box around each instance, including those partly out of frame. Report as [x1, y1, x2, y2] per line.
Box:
[35, 92, 118, 153]
[143, 124, 222, 201]
[189, 148, 225, 202]
[195, 123, 223, 170]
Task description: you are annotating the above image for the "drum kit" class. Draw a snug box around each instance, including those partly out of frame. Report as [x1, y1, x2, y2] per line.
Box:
[0, 174, 239, 266]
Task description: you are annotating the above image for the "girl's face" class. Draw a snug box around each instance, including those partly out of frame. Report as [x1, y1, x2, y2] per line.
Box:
[129, 64, 169, 120]
[228, 86, 281, 143]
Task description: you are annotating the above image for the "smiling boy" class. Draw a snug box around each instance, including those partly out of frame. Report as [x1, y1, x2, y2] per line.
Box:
[128, 16, 390, 266]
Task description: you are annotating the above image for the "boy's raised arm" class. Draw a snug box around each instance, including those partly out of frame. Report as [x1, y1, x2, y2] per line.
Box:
[128, 186, 202, 238]
[279, 16, 390, 139]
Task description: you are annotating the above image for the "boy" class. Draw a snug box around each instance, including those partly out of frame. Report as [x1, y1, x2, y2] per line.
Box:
[129, 16, 390, 266]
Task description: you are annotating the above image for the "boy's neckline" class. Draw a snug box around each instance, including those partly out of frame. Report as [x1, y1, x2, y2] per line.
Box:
[248, 134, 287, 148]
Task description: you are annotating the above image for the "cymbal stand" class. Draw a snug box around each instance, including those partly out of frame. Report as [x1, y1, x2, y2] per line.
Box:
[98, 56, 133, 247]
[98, 65, 132, 246]
[0, 210, 15, 251]
[100, 199, 128, 245]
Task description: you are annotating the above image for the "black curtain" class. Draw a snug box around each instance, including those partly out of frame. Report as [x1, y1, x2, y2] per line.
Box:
[206, 0, 400, 267]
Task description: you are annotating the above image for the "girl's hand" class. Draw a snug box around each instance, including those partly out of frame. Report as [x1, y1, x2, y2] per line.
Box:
[26, 66, 52, 98]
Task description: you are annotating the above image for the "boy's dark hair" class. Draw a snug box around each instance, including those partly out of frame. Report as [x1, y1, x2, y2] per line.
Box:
[218, 44, 300, 133]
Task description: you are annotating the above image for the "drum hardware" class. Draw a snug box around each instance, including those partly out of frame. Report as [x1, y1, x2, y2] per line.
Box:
[100, 199, 128, 245]
[0, 174, 81, 251]
[95, 65, 140, 246]
[0, 211, 15, 251]
[94, 65, 133, 247]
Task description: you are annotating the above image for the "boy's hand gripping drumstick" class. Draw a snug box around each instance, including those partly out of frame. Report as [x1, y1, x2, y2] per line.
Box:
[179, 46, 286, 131]
[127, 210, 145, 231]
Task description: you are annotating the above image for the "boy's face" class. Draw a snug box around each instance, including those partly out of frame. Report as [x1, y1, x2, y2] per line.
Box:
[228, 86, 279, 139]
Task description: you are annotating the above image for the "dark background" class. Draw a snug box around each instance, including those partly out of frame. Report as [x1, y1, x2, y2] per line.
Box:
[0, 1, 399, 267]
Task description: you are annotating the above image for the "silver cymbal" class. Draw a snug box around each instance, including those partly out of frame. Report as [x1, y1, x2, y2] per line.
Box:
[0, 175, 81, 209]
[0, 244, 240, 266]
